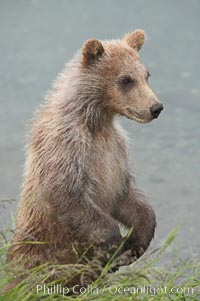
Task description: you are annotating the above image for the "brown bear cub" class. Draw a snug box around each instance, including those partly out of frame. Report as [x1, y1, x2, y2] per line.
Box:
[8, 30, 163, 280]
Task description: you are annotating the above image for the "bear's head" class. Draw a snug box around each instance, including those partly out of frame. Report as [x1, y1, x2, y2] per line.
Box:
[81, 30, 163, 123]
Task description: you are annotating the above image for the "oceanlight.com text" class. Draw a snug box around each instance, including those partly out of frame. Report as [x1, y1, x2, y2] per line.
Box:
[36, 284, 194, 296]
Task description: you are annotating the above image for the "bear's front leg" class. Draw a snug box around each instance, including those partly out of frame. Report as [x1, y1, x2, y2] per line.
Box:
[56, 200, 125, 262]
[112, 185, 156, 257]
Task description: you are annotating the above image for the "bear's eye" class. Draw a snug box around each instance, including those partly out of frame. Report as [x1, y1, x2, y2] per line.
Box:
[146, 71, 151, 80]
[120, 76, 135, 88]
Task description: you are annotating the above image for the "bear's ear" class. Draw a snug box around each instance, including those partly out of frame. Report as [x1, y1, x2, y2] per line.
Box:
[82, 39, 105, 66]
[123, 29, 146, 51]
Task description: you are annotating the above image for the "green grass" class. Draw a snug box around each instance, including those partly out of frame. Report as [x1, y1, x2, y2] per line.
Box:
[0, 227, 199, 301]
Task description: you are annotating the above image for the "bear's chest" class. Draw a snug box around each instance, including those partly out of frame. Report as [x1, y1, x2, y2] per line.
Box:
[88, 124, 129, 210]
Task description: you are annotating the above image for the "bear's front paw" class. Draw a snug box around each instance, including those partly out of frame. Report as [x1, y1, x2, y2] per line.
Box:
[125, 205, 156, 257]
[109, 249, 137, 272]
[124, 238, 146, 258]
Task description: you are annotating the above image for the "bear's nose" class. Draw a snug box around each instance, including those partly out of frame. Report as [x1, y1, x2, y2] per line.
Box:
[150, 103, 164, 118]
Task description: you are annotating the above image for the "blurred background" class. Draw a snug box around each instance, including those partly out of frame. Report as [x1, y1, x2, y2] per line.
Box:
[0, 0, 199, 258]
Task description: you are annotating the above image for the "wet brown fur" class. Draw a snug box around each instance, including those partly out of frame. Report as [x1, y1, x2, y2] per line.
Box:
[7, 30, 162, 283]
